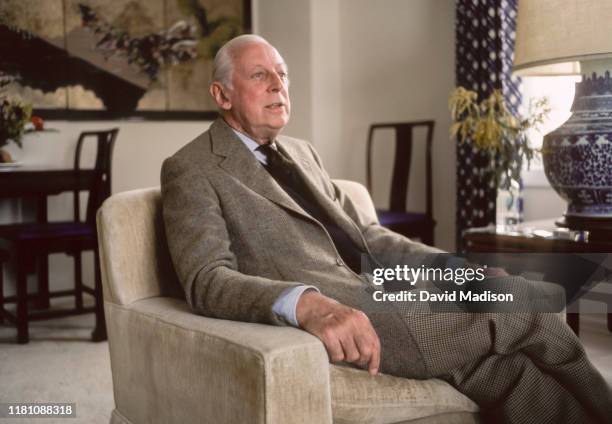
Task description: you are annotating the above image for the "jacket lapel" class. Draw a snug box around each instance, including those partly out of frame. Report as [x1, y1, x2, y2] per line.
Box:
[209, 118, 367, 251]
[276, 139, 368, 251]
[209, 119, 311, 219]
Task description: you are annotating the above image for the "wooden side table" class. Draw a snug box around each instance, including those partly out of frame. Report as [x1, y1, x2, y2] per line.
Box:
[463, 219, 612, 336]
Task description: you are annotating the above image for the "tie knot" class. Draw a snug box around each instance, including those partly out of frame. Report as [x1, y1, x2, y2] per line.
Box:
[257, 142, 277, 156]
[258, 143, 289, 168]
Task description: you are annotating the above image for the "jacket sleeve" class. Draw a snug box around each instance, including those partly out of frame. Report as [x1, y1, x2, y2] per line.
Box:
[305, 143, 445, 263]
[161, 155, 302, 325]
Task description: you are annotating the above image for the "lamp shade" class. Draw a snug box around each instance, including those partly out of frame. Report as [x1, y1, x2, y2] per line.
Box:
[514, 0, 612, 75]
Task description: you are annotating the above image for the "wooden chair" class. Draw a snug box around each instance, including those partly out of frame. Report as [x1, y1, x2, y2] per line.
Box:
[0, 128, 118, 343]
[366, 121, 436, 245]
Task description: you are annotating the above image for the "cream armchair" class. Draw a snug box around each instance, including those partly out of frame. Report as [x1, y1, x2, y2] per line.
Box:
[97, 180, 478, 424]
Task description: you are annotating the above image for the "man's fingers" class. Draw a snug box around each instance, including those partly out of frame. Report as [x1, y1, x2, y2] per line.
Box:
[354, 336, 373, 367]
[355, 332, 380, 374]
[321, 329, 344, 363]
[356, 310, 381, 374]
[368, 337, 381, 375]
[339, 336, 361, 364]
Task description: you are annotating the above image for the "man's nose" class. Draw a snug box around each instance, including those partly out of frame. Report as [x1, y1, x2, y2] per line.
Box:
[268, 73, 283, 92]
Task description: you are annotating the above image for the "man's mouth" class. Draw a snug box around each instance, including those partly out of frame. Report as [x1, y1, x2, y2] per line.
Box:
[265, 102, 285, 109]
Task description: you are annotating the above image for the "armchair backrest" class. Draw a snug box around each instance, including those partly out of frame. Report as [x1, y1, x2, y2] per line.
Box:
[97, 187, 183, 305]
[334, 179, 379, 223]
[97, 180, 377, 306]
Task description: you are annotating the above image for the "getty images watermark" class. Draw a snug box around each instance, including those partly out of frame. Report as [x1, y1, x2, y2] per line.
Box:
[367, 264, 515, 303]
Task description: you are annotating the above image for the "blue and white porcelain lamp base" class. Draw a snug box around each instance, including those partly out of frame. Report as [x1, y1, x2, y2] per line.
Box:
[542, 58, 612, 226]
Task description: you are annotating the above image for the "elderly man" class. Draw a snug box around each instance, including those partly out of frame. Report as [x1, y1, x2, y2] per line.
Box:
[161, 34, 612, 423]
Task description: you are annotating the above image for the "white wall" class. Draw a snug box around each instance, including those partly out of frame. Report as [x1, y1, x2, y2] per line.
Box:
[256, 0, 313, 143]
[310, 0, 343, 177]
[337, 0, 456, 250]
[2, 121, 208, 206]
[1, 0, 458, 296]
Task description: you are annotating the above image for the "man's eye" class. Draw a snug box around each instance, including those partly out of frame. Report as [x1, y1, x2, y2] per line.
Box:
[252, 72, 264, 79]
[278, 72, 288, 79]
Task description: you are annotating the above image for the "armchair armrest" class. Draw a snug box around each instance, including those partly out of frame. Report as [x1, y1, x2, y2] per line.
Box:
[106, 297, 333, 424]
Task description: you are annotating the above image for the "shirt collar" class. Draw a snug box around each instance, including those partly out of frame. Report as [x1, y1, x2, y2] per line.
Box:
[231, 128, 275, 165]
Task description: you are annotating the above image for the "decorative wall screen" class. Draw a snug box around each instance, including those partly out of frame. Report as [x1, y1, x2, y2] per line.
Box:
[0, 0, 251, 120]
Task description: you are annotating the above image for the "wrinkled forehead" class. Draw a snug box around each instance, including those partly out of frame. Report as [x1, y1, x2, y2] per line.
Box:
[233, 41, 287, 71]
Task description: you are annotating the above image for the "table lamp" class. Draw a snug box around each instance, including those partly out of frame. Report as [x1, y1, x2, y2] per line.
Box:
[514, 0, 612, 229]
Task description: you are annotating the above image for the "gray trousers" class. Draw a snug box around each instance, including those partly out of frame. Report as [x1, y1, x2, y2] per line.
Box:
[370, 313, 612, 423]
[336, 278, 612, 424]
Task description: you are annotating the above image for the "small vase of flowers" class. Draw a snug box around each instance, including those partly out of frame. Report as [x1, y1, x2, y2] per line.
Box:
[0, 97, 34, 163]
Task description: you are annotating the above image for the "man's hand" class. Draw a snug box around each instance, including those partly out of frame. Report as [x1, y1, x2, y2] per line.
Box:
[296, 291, 381, 375]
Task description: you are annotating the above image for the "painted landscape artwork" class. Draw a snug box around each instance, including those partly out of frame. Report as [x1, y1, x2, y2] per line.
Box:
[0, 0, 250, 119]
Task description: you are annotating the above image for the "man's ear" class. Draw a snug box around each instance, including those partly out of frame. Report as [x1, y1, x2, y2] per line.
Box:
[209, 82, 232, 111]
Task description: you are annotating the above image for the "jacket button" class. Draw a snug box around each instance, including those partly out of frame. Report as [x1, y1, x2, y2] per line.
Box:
[336, 257, 344, 266]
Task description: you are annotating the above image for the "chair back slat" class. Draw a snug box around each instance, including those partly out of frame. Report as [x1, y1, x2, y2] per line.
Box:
[390, 125, 413, 212]
[72, 129, 119, 224]
[366, 121, 434, 217]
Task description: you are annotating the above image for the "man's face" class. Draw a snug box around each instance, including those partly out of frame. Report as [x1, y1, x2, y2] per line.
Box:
[215, 42, 291, 144]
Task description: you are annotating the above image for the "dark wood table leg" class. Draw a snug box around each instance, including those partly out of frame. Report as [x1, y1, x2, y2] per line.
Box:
[567, 313, 580, 336]
[16, 254, 29, 344]
[91, 247, 107, 342]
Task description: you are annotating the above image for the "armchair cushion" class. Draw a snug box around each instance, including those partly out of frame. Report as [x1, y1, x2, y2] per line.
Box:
[330, 366, 477, 424]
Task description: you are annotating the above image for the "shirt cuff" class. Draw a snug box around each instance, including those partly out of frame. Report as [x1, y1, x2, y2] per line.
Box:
[272, 285, 320, 327]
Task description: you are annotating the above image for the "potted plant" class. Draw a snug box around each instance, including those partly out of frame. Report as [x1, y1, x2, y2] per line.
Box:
[449, 86, 550, 224]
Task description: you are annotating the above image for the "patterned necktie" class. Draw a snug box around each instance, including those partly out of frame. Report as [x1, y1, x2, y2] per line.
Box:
[257, 143, 308, 196]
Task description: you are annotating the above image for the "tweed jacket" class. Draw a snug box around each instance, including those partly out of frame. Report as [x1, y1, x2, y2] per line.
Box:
[161, 118, 441, 328]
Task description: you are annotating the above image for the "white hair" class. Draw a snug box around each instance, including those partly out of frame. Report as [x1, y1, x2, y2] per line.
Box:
[212, 34, 272, 89]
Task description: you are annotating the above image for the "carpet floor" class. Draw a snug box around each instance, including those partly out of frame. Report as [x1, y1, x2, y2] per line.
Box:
[0, 312, 113, 424]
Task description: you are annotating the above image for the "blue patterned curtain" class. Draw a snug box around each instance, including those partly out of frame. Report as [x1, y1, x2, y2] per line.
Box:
[455, 0, 522, 251]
